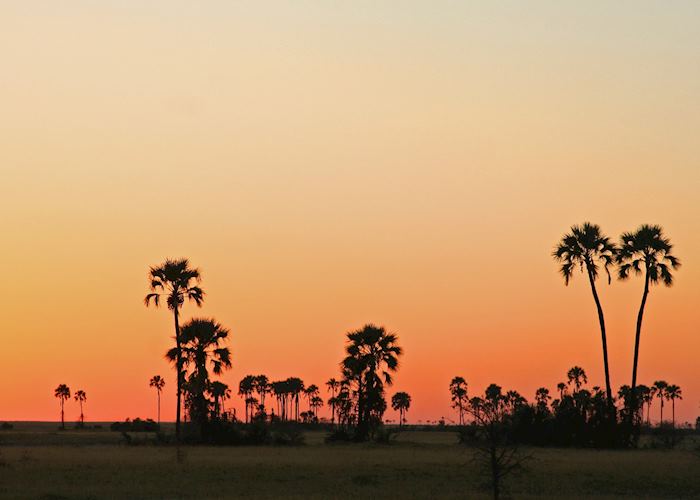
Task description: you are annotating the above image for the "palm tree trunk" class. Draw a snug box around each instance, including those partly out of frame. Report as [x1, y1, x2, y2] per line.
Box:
[586, 269, 614, 415]
[631, 271, 651, 408]
[157, 390, 161, 425]
[672, 399, 675, 428]
[61, 400, 65, 429]
[660, 399, 664, 424]
[173, 307, 182, 440]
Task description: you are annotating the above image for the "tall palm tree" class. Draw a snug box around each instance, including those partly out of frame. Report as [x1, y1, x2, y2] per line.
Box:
[566, 366, 588, 394]
[310, 395, 324, 419]
[652, 380, 668, 425]
[145, 258, 204, 439]
[149, 375, 166, 425]
[665, 384, 682, 428]
[556, 382, 567, 399]
[637, 384, 652, 425]
[553, 223, 616, 412]
[74, 390, 87, 424]
[449, 376, 468, 425]
[286, 378, 305, 421]
[391, 392, 411, 427]
[253, 375, 269, 411]
[535, 387, 551, 414]
[342, 323, 403, 438]
[238, 375, 256, 423]
[304, 384, 319, 412]
[167, 318, 232, 427]
[618, 225, 680, 410]
[54, 384, 70, 429]
[326, 378, 340, 424]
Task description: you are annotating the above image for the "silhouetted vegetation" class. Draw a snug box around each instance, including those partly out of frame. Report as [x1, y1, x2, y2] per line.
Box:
[54, 384, 70, 430]
[110, 418, 160, 433]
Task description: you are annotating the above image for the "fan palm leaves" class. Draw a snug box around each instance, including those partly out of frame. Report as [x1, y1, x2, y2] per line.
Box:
[145, 258, 204, 439]
[391, 392, 412, 427]
[553, 223, 616, 412]
[617, 225, 680, 410]
[567, 366, 588, 394]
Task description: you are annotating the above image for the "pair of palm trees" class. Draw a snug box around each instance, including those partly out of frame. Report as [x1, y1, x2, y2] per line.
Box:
[553, 223, 680, 419]
[449, 376, 469, 425]
[145, 259, 231, 436]
[53, 385, 87, 428]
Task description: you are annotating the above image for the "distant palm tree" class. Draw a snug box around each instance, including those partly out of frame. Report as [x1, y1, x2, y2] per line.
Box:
[210, 381, 231, 418]
[286, 378, 305, 421]
[304, 384, 319, 413]
[449, 376, 468, 425]
[145, 258, 204, 439]
[54, 384, 70, 429]
[310, 395, 324, 419]
[167, 318, 231, 426]
[535, 387, 551, 414]
[149, 375, 165, 424]
[652, 380, 668, 425]
[238, 375, 256, 423]
[391, 392, 411, 427]
[637, 384, 652, 425]
[556, 382, 567, 399]
[342, 324, 403, 438]
[253, 375, 269, 411]
[618, 225, 680, 410]
[554, 223, 616, 412]
[666, 384, 682, 428]
[567, 366, 588, 394]
[326, 378, 340, 423]
[74, 390, 87, 424]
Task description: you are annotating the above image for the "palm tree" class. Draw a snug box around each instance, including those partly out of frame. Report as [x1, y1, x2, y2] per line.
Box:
[145, 258, 204, 439]
[149, 375, 166, 424]
[286, 378, 305, 421]
[535, 387, 551, 414]
[210, 381, 231, 418]
[238, 375, 256, 423]
[449, 376, 468, 425]
[556, 382, 567, 399]
[342, 324, 403, 438]
[167, 318, 232, 427]
[304, 384, 319, 413]
[326, 378, 340, 424]
[666, 384, 682, 428]
[618, 225, 680, 410]
[652, 380, 668, 425]
[637, 384, 653, 425]
[74, 390, 87, 424]
[567, 366, 588, 394]
[391, 392, 411, 427]
[553, 223, 616, 412]
[310, 395, 324, 419]
[54, 384, 70, 429]
[253, 375, 269, 411]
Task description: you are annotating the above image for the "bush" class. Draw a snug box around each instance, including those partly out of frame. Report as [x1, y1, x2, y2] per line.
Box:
[110, 418, 160, 433]
[0, 422, 13, 430]
[325, 427, 354, 443]
[272, 424, 306, 446]
[372, 426, 398, 444]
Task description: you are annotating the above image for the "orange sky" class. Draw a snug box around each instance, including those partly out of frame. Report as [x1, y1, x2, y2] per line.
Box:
[1, 2, 699, 425]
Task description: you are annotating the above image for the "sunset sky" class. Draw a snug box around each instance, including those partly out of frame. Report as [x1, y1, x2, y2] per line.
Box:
[1, 2, 698, 425]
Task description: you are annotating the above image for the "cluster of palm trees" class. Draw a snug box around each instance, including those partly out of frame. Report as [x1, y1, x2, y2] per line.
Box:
[553, 223, 680, 420]
[145, 259, 232, 436]
[53, 385, 87, 429]
[237, 375, 323, 423]
[618, 380, 683, 427]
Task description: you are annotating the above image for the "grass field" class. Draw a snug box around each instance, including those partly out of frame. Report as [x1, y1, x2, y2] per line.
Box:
[1, 423, 699, 499]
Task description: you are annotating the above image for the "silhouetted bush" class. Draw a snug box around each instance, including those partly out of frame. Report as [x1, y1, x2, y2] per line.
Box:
[0, 422, 13, 430]
[110, 418, 160, 432]
[372, 426, 398, 444]
[325, 427, 354, 443]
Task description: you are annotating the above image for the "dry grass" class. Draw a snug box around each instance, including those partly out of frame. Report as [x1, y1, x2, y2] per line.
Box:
[0, 425, 698, 499]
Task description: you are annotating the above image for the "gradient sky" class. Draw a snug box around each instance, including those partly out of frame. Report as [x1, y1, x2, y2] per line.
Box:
[1, 2, 699, 424]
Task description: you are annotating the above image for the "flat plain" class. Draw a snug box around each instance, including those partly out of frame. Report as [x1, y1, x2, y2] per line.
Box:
[0, 423, 699, 499]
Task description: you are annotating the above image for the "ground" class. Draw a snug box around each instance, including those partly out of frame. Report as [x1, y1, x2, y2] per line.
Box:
[0, 423, 698, 499]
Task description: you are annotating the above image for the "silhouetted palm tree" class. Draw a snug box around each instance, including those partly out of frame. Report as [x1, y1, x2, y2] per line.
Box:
[238, 375, 256, 423]
[310, 395, 324, 418]
[618, 225, 680, 410]
[637, 384, 652, 425]
[210, 381, 231, 418]
[567, 366, 587, 394]
[554, 223, 616, 412]
[666, 384, 682, 428]
[54, 384, 70, 429]
[145, 258, 204, 439]
[326, 378, 340, 424]
[304, 384, 319, 413]
[391, 392, 411, 427]
[342, 324, 402, 438]
[535, 388, 551, 414]
[450, 376, 468, 425]
[286, 377, 305, 421]
[74, 390, 87, 424]
[557, 382, 567, 399]
[253, 375, 269, 411]
[652, 380, 668, 425]
[167, 318, 231, 426]
[149, 375, 165, 424]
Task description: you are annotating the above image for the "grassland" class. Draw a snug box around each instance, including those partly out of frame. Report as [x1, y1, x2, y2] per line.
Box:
[0, 423, 698, 499]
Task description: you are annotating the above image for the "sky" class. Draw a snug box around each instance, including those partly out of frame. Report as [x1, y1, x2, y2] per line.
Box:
[1, 1, 698, 425]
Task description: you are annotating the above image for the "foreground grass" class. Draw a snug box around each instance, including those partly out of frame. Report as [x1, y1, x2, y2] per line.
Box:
[0, 428, 698, 499]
